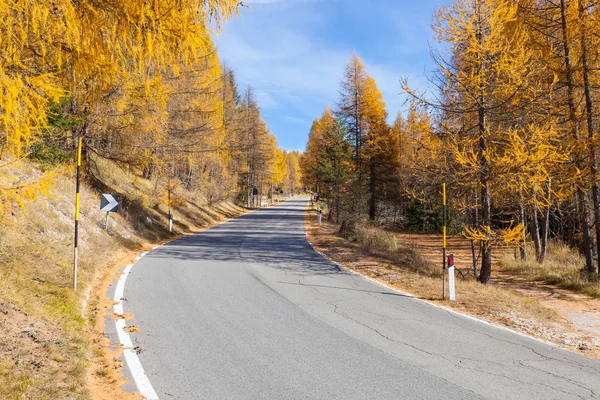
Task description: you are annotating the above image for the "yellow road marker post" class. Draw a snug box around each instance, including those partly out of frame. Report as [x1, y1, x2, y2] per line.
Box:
[73, 137, 82, 290]
[442, 183, 447, 300]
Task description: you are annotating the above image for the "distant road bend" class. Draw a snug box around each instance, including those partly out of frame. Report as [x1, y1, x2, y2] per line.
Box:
[110, 198, 600, 400]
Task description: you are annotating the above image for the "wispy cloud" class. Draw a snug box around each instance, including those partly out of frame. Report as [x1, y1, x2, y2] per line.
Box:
[216, 0, 442, 149]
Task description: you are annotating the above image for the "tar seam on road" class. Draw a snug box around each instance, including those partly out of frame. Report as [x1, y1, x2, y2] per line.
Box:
[113, 253, 160, 400]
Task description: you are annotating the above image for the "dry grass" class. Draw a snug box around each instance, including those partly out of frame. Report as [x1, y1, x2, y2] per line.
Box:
[350, 224, 439, 276]
[0, 158, 248, 399]
[307, 212, 558, 321]
[500, 241, 600, 298]
[305, 210, 596, 356]
[0, 186, 120, 399]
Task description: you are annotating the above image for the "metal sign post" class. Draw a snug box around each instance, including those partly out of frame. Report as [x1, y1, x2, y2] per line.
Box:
[168, 177, 173, 233]
[442, 183, 447, 300]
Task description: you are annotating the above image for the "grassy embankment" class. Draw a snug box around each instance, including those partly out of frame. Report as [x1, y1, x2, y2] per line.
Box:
[305, 207, 600, 358]
[353, 221, 599, 299]
[500, 243, 600, 298]
[0, 156, 246, 399]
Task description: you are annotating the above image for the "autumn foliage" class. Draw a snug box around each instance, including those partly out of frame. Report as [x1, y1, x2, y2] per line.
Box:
[303, 0, 600, 283]
[0, 1, 299, 215]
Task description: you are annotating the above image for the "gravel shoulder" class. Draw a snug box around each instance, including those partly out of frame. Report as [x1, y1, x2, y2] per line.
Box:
[305, 210, 600, 360]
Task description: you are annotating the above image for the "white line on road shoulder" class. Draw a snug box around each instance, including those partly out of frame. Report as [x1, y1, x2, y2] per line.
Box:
[304, 236, 564, 351]
[114, 258, 160, 400]
[111, 206, 282, 399]
[111, 215, 244, 399]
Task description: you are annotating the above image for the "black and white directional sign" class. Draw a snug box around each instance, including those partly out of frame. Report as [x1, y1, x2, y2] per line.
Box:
[100, 194, 120, 213]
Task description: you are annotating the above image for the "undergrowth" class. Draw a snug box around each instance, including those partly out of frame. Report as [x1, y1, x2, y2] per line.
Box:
[501, 241, 600, 298]
[343, 222, 439, 277]
[0, 158, 247, 399]
[307, 211, 559, 327]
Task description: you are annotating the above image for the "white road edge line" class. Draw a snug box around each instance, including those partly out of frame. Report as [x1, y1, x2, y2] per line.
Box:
[111, 214, 243, 399]
[114, 259, 160, 400]
[304, 232, 569, 351]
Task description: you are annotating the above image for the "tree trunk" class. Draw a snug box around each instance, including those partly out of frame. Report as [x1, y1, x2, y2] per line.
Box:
[519, 189, 528, 260]
[479, 117, 492, 283]
[471, 240, 478, 278]
[369, 158, 376, 220]
[540, 180, 552, 263]
[540, 206, 550, 263]
[475, 0, 493, 284]
[479, 180, 493, 284]
[579, 0, 600, 276]
[560, 0, 594, 273]
[532, 206, 542, 262]
[477, 99, 492, 283]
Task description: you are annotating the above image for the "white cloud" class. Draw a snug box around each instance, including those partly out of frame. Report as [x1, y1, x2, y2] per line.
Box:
[215, 0, 440, 149]
[218, 25, 349, 107]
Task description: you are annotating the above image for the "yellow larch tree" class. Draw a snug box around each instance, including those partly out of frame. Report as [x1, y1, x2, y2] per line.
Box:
[0, 0, 241, 213]
[406, 0, 540, 283]
[337, 54, 397, 220]
[284, 151, 302, 196]
[362, 76, 398, 220]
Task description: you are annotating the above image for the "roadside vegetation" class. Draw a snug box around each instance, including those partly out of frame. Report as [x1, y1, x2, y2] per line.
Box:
[301, 0, 600, 291]
[0, 1, 304, 398]
[339, 220, 438, 277]
[301, 2, 600, 351]
[0, 158, 254, 399]
[306, 209, 600, 358]
[501, 242, 600, 298]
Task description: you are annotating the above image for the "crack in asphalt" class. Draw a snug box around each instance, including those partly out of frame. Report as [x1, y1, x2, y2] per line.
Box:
[326, 301, 484, 399]
[266, 239, 600, 400]
[121, 200, 600, 400]
[328, 299, 598, 399]
[442, 307, 600, 376]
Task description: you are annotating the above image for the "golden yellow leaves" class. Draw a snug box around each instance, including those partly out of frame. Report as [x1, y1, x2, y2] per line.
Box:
[0, 0, 241, 213]
[0, 162, 61, 215]
[0, 0, 240, 156]
[0, 73, 65, 158]
[464, 223, 525, 245]
[271, 146, 287, 186]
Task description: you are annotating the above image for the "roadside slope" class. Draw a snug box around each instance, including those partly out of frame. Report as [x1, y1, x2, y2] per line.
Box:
[304, 209, 600, 360]
[0, 160, 247, 399]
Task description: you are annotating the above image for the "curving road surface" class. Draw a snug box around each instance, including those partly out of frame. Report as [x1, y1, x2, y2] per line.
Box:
[107, 198, 600, 399]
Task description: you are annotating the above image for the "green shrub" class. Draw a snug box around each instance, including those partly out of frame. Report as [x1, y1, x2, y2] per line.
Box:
[29, 99, 81, 168]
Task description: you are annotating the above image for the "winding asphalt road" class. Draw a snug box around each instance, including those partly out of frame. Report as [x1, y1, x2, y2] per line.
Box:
[108, 198, 600, 399]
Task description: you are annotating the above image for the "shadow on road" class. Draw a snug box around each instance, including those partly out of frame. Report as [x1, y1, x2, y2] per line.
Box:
[146, 199, 349, 277]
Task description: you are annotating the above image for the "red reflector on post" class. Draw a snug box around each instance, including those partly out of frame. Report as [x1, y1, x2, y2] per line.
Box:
[448, 254, 454, 267]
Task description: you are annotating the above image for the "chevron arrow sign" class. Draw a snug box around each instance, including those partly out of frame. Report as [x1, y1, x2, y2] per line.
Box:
[100, 194, 120, 213]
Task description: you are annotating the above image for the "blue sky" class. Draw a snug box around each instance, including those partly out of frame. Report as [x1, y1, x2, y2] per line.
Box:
[215, 0, 447, 151]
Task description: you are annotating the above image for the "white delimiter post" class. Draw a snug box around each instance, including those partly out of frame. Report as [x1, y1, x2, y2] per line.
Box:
[448, 254, 456, 301]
